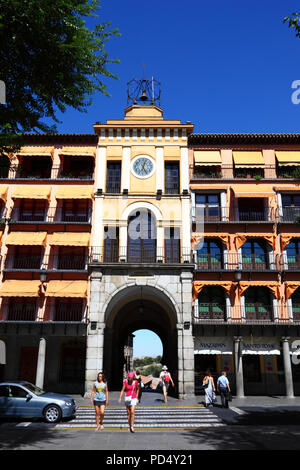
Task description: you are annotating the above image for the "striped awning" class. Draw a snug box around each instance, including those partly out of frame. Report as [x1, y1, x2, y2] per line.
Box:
[18, 146, 53, 157]
[55, 186, 93, 199]
[194, 150, 221, 166]
[49, 232, 90, 246]
[276, 151, 300, 166]
[60, 147, 96, 157]
[232, 184, 274, 198]
[0, 280, 41, 297]
[45, 281, 87, 298]
[12, 186, 51, 200]
[233, 151, 264, 168]
[5, 232, 47, 246]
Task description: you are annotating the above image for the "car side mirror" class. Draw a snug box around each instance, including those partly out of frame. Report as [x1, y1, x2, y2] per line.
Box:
[26, 394, 32, 401]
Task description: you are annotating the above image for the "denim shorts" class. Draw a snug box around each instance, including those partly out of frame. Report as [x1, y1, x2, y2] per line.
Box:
[93, 400, 106, 406]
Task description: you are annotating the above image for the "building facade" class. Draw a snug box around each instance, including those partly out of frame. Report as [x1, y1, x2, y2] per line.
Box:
[0, 84, 300, 398]
[189, 134, 300, 397]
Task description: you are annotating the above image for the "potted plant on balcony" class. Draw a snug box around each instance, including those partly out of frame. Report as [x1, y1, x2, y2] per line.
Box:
[293, 167, 300, 179]
[254, 175, 262, 180]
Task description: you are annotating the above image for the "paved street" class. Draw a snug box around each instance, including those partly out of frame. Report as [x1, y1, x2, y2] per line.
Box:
[1, 392, 300, 450]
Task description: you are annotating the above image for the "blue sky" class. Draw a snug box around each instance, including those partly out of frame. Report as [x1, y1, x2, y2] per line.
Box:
[56, 1, 300, 356]
[55, 0, 300, 134]
[133, 330, 163, 358]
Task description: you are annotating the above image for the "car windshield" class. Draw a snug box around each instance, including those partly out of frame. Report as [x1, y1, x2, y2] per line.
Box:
[24, 383, 45, 396]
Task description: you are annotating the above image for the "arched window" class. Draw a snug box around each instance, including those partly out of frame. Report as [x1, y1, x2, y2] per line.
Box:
[286, 239, 300, 270]
[127, 209, 156, 263]
[242, 239, 269, 270]
[244, 287, 272, 321]
[197, 286, 226, 320]
[197, 239, 223, 270]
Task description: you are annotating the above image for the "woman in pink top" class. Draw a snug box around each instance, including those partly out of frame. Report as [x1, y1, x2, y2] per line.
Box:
[118, 372, 139, 433]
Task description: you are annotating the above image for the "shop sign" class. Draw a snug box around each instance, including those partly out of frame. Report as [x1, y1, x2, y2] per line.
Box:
[242, 337, 280, 355]
[194, 337, 232, 355]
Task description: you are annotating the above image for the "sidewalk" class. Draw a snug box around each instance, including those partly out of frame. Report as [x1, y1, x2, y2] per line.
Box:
[71, 391, 300, 408]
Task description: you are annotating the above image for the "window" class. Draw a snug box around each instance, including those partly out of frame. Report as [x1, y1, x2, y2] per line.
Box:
[106, 162, 121, 193]
[19, 199, 46, 221]
[54, 300, 84, 322]
[61, 199, 89, 222]
[103, 227, 119, 262]
[61, 156, 94, 178]
[165, 162, 179, 194]
[9, 386, 28, 398]
[238, 198, 265, 221]
[286, 240, 300, 270]
[7, 300, 36, 321]
[282, 195, 300, 222]
[196, 194, 221, 221]
[18, 156, 52, 179]
[164, 227, 180, 263]
[244, 287, 272, 321]
[127, 210, 156, 263]
[57, 247, 87, 270]
[12, 246, 42, 269]
[197, 239, 223, 270]
[0, 385, 9, 397]
[197, 286, 226, 320]
[291, 287, 300, 321]
[242, 240, 269, 270]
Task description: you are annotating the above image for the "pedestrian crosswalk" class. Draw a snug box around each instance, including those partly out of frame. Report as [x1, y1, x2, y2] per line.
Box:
[55, 405, 225, 430]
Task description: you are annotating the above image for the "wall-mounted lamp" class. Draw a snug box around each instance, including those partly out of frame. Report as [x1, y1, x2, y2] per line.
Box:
[234, 270, 242, 282]
[184, 321, 190, 330]
[40, 270, 47, 290]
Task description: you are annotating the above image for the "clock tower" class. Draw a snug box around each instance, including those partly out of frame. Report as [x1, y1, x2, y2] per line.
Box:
[86, 78, 195, 399]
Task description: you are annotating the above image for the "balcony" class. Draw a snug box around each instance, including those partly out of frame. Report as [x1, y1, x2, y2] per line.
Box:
[53, 303, 85, 322]
[4, 254, 88, 272]
[194, 206, 275, 223]
[195, 253, 282, 271]
[280, 206, 300, 223]
[6, 303, 36, 322]
[11, 207, 91, 224]
[89, 246, 193, 264]
[193, 305, 277, 324]
[51, 166, 94, 180]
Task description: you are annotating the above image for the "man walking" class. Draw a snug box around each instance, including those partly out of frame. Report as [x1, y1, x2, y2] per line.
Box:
[217, 371, 231, 408]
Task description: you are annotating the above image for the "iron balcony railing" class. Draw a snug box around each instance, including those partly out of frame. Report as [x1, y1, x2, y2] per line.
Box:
[89, 246, 193, 264]
[280, 206, 300, 223]
[53, 303, 85, 322]
[192, 165, 277, 180]
[11, 207, 91, 223]
[192, 306, 300, 324]
[4, 254, 88, 271]
[6, 304, 36, 321]
[194, 206, 276, 222]
[105, 181, 121, 193]
[51, 166, 94, 180]
[195, 252, 282, 271]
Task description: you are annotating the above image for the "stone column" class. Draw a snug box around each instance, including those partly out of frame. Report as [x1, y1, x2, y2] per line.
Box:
[234, 337, 245, 398]
[179, 271, 195, 398]
[282, 337, 295, 398]
[35, 338, 46, 389]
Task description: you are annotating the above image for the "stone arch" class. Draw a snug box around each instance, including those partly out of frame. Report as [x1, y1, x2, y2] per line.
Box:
[120, 201, 163, 223]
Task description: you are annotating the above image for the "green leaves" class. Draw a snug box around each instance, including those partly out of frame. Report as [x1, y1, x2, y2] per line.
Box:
[284, 12, 300, 38]
[0, 0, 120, 150]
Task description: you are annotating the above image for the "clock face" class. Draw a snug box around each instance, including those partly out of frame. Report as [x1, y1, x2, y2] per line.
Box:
[132, 156, 155, 178]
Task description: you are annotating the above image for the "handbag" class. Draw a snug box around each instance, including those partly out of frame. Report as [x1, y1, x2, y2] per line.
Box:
[124, 395, 132, 405]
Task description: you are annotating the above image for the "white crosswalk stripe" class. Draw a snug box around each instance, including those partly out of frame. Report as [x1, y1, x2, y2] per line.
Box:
[55, 406, 226, 429]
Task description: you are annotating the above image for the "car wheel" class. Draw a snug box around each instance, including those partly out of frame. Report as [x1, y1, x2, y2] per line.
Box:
[44, 405, 62, 423]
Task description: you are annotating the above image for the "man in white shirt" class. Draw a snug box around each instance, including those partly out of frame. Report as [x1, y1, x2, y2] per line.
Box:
[217, 371, 231, 408]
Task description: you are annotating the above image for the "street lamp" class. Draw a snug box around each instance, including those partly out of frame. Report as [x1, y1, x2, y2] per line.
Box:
[235, 269, 242, 282]
[40, 269, 47, 291]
